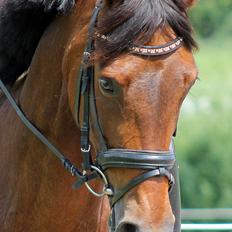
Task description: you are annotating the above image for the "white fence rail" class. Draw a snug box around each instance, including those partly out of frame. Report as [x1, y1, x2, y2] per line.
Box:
[182, 223, 232, 231]
[181, 209, 232, 231]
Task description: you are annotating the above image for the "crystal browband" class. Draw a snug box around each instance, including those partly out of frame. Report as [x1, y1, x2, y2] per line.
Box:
[95, 32, 183, 56]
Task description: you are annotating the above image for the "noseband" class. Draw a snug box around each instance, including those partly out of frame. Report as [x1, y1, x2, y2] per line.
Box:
[0, 0, 183, 231]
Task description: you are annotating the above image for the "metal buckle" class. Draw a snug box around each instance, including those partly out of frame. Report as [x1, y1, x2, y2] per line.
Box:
[83, 52, 91, 65]
[81, 145, 91, 153]
[83, 165, 113, 197]
[168, 173, 175, 192]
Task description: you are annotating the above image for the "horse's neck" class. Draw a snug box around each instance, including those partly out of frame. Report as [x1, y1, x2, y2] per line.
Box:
[0, 2, 111, 231]
[7, 46, 83, 223]
[18, 40, 81, 183]
[17, 0, 93, 166]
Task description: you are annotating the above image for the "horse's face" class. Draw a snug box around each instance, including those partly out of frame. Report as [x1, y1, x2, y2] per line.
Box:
[93, 33, 197, 231]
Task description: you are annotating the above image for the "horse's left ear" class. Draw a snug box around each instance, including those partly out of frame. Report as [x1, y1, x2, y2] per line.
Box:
[183, 0, 197, 8]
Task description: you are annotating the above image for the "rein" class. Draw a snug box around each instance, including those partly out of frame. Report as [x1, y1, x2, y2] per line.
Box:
[0, 78, 90, 184]
[0, 0, 183, 231]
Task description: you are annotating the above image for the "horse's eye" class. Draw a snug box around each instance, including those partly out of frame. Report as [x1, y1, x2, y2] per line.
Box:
[99, 78, 114, 94]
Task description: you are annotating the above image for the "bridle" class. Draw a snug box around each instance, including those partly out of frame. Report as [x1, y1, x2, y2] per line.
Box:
[0, 0, 183, 231]
[75, 0, 181, 199]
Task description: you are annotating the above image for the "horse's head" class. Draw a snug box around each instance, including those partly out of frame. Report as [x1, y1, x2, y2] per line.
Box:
[65, 0, 198, 231]
[95, 38, 197, 231]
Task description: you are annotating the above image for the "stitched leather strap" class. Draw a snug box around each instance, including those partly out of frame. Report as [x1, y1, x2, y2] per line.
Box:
[74, 0, 104, 170]
[110, 168, 174, 207]
[97, 149, 175, 208]
[98, 149, 175, 170]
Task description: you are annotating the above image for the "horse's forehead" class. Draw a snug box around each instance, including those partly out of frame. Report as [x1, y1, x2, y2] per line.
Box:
[100, 28, 196, 85]
[101, 48, 195, 87]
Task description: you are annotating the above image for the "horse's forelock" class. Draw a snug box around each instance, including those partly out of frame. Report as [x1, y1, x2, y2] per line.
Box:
[95, 0, 197, 62]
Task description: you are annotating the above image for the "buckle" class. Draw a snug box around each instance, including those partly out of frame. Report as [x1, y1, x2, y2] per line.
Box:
[81, 145, 91, 153]
[83, 51, 91, 64]
[168, 173, 175, 192]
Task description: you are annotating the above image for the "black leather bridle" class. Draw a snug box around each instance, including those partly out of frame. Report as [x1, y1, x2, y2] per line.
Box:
[74, 0, 181, 197]
[0, 0, 183, 231]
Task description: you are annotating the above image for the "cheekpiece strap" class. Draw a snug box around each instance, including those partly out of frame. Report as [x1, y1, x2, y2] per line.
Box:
[78, 0, 103, 170]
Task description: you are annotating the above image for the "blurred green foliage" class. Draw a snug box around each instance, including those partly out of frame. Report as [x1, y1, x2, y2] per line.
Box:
[176, 0, 232, 211]
[189, 0, 232, 38]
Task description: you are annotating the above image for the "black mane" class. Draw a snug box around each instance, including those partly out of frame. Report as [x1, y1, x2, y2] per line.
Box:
[95, 0, 197, 61]
[0, 0, 197, 86]
[0, 0, 74, 85]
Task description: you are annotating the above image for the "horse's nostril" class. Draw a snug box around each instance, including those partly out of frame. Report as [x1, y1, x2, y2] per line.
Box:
[117, 223, 139, 232]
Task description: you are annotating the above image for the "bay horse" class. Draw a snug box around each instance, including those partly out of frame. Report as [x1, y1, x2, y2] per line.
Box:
[0, 0, 198, 231]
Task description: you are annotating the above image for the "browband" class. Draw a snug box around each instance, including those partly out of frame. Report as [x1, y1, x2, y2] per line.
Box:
[130, 37, 183, 56]
[95, 32, 183, 56]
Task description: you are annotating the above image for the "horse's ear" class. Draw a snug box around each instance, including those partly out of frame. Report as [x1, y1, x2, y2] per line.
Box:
[182, 0, 197, 8]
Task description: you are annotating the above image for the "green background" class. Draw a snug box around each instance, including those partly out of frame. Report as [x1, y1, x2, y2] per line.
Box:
[176, 0, 232, 212]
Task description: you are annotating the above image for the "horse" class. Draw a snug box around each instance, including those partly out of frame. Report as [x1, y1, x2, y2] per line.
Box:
[0, 0, 198, 231]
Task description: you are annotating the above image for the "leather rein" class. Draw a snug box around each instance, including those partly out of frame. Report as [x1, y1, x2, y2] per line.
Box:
[0, 0, 183, 231]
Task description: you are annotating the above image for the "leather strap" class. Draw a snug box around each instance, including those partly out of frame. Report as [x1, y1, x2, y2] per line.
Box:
[1, 2, 180, 230]
[129, 37, 183, 56]
[97, 149, 175, 208]
[73, 65, 83, 127]
[98, 149, 175, 170]
[0, 79, 87, 182]
[74, 0, 104, 170]
[110, 168, 174, 207]
[89, 64, 108, 151]
[80, 59, 92, 170]
[74, 0, 102, 170]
